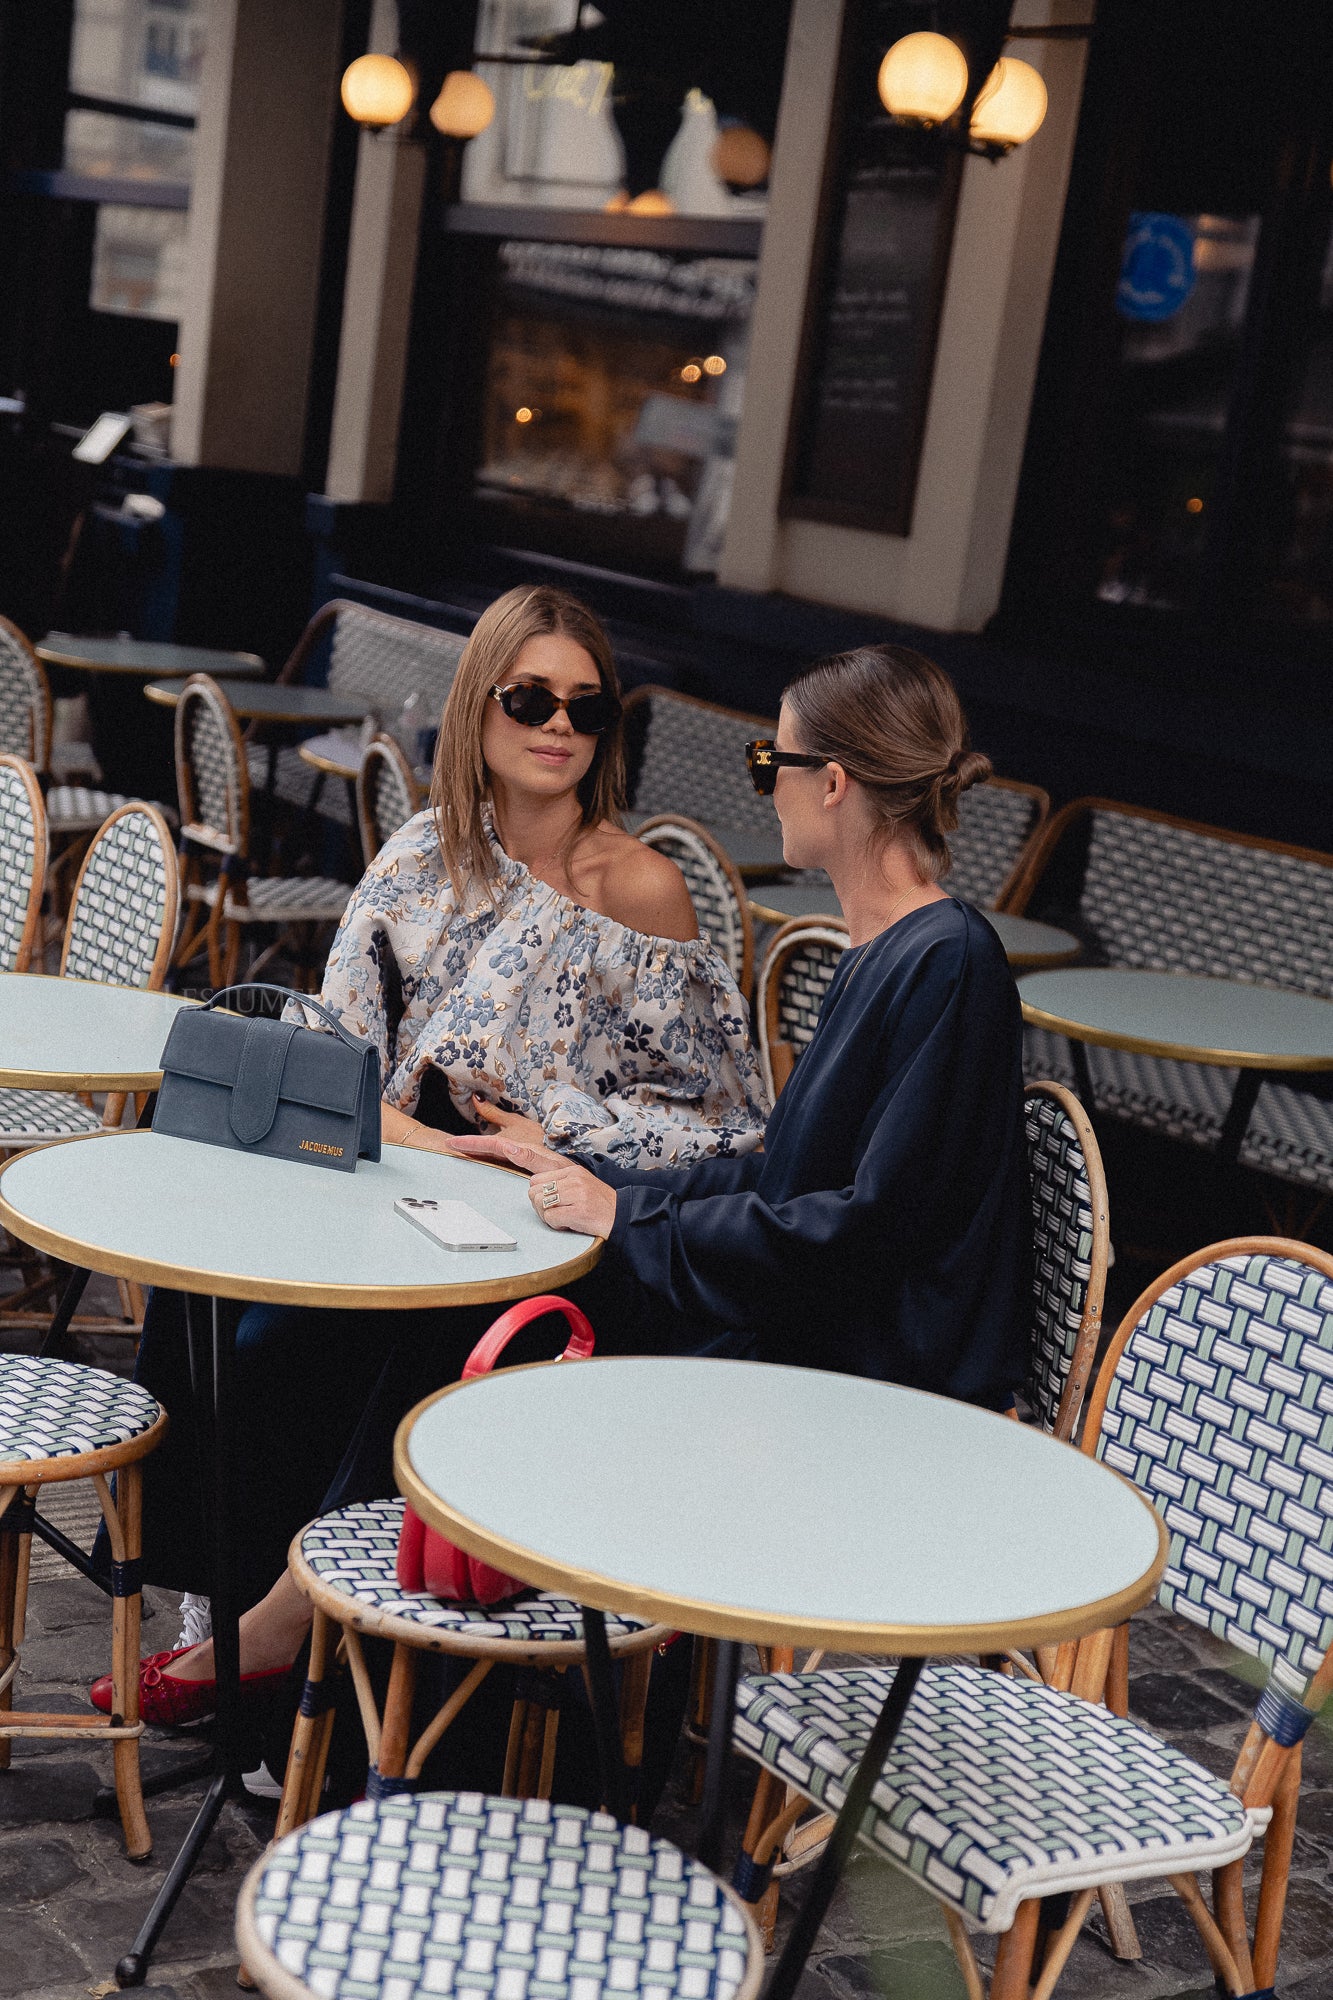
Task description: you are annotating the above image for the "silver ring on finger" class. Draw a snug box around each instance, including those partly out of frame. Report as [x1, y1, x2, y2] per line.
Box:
[541, 1189, 560, 1211]
[541, 1181, 558, 1196]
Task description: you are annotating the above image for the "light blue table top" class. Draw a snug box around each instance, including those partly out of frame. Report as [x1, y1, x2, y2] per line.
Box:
[38, 634, 265, 679]
[747, 885, 1080, 966]
[0, 974, 195, 1089]
[1020, 968, 1333, 1070]
[626, 813, 788, 875]
[0, 1131, 598, 1309]
[143, 679, 373, 725]
[398, 1358, 1166, 1652]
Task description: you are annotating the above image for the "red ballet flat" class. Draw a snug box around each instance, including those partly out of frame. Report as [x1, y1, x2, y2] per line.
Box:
[89, 1647, 290, 1727]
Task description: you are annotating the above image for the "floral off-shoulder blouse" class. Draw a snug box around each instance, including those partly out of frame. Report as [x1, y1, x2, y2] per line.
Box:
[313, 809, 769, 1168]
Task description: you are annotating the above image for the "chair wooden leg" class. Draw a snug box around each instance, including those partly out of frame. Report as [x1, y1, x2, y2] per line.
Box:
[514, 1697, 548, 1796]
[1252, 1747, 1302, 1990]
[1212, 1857, 1256, 1994]
[274, 1609, 337, 1842]
[989, 1899, 1042, 2000]
[0, 1484, 25, 1774]
[375, 1642, 417, 1783]
[102, 1466, 151, 1859]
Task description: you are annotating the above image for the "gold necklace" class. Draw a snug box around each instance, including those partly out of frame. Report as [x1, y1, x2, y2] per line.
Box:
[841, 884, 928, 991]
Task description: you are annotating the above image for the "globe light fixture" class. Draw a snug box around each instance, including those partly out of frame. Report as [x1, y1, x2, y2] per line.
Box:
[967, 56, 1048, 153]
[340, 52, 415, 129]
[429, 70, 496, 140]
[710, 123, 771, 188]
[876, 31, 969, 127]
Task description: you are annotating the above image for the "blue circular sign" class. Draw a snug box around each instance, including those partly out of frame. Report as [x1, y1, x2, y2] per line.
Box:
[1116, 212, 1197, 323]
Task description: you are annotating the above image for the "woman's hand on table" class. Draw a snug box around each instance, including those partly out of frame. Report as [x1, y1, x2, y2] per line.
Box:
[443, 1133, 618, 1239]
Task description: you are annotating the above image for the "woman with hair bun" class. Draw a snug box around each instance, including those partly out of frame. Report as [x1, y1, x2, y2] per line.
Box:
[451, 641, 1031, 1404]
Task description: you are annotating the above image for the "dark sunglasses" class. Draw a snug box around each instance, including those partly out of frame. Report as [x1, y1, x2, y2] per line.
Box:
[746, 738, 830, 797]
[491, 682, 620, 735]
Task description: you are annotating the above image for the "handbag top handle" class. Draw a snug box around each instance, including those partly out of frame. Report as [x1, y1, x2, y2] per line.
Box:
[202, 984, 366, 1057]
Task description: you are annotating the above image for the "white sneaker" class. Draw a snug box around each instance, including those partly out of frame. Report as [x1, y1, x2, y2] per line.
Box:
[243, 1759, 284, 1801]
[174, 1592, 212, 1650]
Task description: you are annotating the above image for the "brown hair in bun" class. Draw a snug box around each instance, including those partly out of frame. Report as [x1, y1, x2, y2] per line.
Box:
[782, 643, 992, 881]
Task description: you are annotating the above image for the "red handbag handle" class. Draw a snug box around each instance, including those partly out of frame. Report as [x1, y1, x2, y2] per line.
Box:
[461, 1294, 595, 1380]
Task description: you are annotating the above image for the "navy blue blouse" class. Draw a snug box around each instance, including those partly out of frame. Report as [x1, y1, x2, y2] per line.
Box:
[599, 899, 1031, 1408]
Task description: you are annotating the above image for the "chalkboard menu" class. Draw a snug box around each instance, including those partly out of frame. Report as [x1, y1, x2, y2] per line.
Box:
[782, 0, 963, 537]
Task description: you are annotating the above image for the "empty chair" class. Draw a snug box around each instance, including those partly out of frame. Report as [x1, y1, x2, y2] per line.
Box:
[636, 813, 753, 991]
[0, 755, 47, 974]
[0, 616, 127, 840]
[948, 776, 1050, 910]
[356, 731, 424, 866]
[172, 674, 349, 988]
[624, 685, 779, 835]
[731, 1238, 1333, 1999]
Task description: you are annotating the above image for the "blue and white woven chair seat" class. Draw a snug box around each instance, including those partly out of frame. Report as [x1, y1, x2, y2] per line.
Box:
[733, 1663, 1257, 1933]
[237, 1792, 761, 2000]
[188, 872, 351, 925]
[1025, 1025, 1333, 1193]
[296, 1499, 663, 1656]
[247, 743, 354, 825]
[0, 1085, 103, 1145]
[0, 1354, 162, 1466]
[45, 783, 128, 834]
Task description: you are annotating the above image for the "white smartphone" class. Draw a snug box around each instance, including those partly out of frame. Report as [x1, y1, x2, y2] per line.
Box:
[395, 1196, 517, 1253]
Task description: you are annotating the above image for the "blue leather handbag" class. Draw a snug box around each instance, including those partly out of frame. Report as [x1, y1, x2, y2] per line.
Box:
[152, 984, 381, 1173]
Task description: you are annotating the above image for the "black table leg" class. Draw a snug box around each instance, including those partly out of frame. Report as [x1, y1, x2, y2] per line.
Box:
[115, 1294, 244, 1988]
[36, 1263, 91, 1358]
[697, 1639, 740, 1873]
[1218, 1069, 1263, 1167]
[763, 1657, 926, 2000]
[581, 1606, 629, 1823]
[1068, 1037, 1096, 1114]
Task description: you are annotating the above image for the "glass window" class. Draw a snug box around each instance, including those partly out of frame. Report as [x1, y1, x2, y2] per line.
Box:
[1266, 223, 1333, 624]
[473, 243, 755, 571]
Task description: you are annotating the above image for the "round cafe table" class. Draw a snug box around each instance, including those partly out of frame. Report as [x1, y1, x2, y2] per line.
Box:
[397, 1355, 1165, 2000]
[0, 1130, 598, 1985]
[36, 634, 266, 681]
[142, 678, 372, 727]
[297, 727, 365, 782]
[1020, 967, 1333, 1163]
[748, 881, 1080, 967]
[625, 813, 789, 877]
[0, 972, 194, 1093]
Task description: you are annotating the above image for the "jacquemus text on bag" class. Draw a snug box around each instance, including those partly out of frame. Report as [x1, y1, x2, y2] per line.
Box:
[152, 985, 380, 1172]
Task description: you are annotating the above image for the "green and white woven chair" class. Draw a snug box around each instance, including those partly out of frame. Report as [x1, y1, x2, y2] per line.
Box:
[237, 1792, 763, 2000]
[0, 615, 126, 840]
[172, 674, 350, 989]
[731, 1238, 1333, 2000]
[754, 917, 848, 1098]
[356, 731, 423, 867]
[0, 755, 47, 975]
[270, 1496, 671, 1846]
[623, 685, 778, 839]
[0, 800, 178, 1150]
[635, 814, 754, 994]
[1, 1352, 167, 1857]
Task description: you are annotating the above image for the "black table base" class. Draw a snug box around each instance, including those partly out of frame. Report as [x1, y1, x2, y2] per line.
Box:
[578, 1608, 924, 1999]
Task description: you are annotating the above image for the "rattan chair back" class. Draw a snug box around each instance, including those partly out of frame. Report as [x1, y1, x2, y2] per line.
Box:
[356, 732, 424, 865]
[0, 755, 47, 973]
[280, 598, 467, 718]
[755, 916, 849, 1099]
[0, 617, 51, 770]
[635, 813, 754, 992]
[174, 673, 250, 859]
[949, 777, 1050, 910]
[1022, 1081, 1108, 1440]
[1086, 1235, 1333, 1694]
[624, 685, 778, 834]
[61, 801, 179, 989]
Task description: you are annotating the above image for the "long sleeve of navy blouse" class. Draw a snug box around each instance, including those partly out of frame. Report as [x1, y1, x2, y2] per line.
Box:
[599, 899, 1031, 1407]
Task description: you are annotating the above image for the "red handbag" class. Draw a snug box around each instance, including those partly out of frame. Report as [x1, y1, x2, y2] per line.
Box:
[396, 1295, 595, 1605]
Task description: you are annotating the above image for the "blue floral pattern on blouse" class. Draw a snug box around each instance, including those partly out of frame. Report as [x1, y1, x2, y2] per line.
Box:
[312, 810, 769, 1168]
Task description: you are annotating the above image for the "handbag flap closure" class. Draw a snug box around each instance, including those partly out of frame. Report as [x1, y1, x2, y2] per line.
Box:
[229, 1017, 299, 1145]
[159, 1008, 368, 1117]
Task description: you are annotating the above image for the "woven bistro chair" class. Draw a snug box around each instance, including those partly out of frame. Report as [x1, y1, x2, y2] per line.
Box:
[250, 601, 466, 828]
[635, 814, 754, 993]
[0, 756, 47, 975]
[1, 1353, 167, 1856]
[0, 616, 128, 846]
[732, 1079, 1117, 1948]
[271, 1496, 673, 1843]
[948, 776, 1050, 912]
[754, 917, 849, 1099]
[356, 731, 423, 867]
[238, 1791, 762, 2000]
[172, 674, 350, 989]
[730, 1237, 1333, 2000]
[623, 685, 779, 837]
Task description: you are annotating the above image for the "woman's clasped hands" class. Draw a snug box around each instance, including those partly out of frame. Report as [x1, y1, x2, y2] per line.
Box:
[445, 1131, 619, 1239]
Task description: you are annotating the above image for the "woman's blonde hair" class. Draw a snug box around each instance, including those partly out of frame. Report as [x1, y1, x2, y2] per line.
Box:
[783, 643, 991, 881]
[430, 584, 626, 900]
